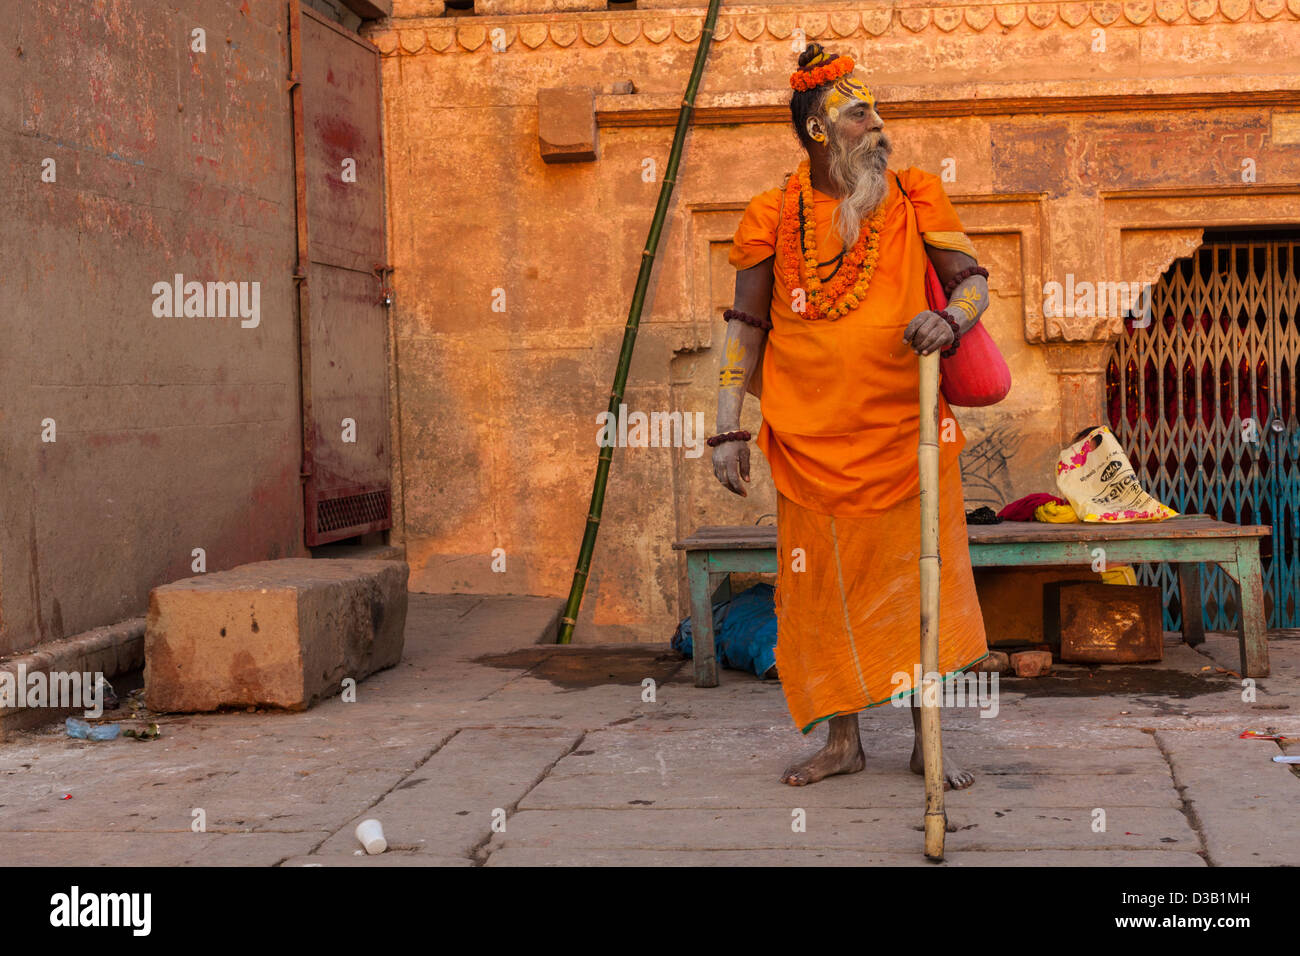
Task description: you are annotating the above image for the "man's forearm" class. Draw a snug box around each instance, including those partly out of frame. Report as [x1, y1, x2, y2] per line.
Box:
[715, 319, 767, 431]
[944, 275, 989, 336]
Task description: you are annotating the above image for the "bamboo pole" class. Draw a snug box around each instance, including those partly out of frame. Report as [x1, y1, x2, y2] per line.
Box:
[556, 0, 723, 644]
[918, 348, 947, 860]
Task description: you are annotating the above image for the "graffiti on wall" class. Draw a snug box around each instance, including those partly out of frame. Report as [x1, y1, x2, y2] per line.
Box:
[959, 420, 1024, 508]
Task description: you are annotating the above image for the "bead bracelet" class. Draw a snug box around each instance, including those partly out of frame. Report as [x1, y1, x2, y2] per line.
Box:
[723, 308, 773, 331]
[942, 265, 989, 298]
[938, 308, 962, 358]
[706, 429, 751, 447]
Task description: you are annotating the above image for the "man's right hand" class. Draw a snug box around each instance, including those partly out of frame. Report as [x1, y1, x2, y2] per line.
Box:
[712, 438, 751, 496]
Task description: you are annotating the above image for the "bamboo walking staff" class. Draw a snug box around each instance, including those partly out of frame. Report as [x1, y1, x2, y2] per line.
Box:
[918, 348, 947, 860]
[556, 0, 723, 644]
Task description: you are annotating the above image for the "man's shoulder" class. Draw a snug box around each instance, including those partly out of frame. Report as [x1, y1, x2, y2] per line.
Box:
[739, 185, 784, 222]
[891, 166, 946, 194]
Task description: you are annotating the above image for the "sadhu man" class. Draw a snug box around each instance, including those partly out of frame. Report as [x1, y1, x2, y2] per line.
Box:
[710, 43, 991, 788]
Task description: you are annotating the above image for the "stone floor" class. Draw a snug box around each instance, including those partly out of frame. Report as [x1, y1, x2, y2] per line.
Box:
[0, 593, 1296, 866]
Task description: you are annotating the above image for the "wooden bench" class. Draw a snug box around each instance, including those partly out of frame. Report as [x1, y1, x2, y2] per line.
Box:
[672, 515, 1270, 688]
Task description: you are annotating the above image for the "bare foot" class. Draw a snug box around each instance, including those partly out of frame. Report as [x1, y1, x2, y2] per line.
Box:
[909, 741, 975, 790]
[909, 705, 975, 790]
[781, 714, 865, 786]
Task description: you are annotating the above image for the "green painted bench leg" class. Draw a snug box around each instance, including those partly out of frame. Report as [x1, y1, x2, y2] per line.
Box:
[1233, 541, 1270, 678]
[1177, 562, 1206, 647]
[687, 551, 719, 688]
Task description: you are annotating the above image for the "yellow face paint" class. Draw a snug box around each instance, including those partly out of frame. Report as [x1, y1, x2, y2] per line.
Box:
[824, 72, 875, 122]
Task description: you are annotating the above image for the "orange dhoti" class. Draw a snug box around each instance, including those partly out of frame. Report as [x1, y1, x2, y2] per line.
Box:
[773, 453, 989, 734]
[729, 164, 990, 733]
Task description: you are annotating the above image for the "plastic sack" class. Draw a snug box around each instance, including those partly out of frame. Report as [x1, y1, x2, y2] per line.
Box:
[1055, 425, 1179, 522]
[671, 583, 777, 679]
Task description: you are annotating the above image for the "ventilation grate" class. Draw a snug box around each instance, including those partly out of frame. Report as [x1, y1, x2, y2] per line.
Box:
[316, 489, 390, 534]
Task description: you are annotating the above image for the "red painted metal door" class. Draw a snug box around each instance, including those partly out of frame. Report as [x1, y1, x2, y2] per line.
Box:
[291, 3, 391, 545]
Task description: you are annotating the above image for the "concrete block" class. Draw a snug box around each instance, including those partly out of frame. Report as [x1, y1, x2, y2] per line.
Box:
[144, 559, 408, 713]
[538, 87, 596, 164]
[1011, 650, 1053, 678]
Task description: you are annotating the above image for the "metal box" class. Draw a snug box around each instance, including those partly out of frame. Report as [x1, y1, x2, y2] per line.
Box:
[1051, 581, 1164, 663]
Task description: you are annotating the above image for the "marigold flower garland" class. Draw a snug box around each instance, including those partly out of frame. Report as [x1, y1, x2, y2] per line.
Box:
[778, 160, 886, 322]
[789, 54, 854, 92]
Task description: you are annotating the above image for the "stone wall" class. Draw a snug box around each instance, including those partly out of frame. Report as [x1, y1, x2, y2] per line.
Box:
[375, 0, 1300, 640]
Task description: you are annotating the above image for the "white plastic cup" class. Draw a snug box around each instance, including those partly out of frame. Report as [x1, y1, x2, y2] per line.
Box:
[355, 818, 387, 855]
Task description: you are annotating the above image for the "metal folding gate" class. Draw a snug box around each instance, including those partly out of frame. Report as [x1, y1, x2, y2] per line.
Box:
[1107, 238, 1300, 631]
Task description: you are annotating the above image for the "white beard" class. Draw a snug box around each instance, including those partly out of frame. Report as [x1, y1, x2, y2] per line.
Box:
[826, 127, 893, 249]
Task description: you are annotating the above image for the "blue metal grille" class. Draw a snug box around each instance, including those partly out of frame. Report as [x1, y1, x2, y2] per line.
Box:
[1107, 239, 1300, 632]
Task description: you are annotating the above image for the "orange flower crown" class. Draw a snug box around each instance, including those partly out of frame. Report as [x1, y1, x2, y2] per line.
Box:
[789, 53, 854, 92]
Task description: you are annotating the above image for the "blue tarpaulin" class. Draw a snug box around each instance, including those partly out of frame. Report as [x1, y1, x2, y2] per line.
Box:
[671, 583, 778, 679]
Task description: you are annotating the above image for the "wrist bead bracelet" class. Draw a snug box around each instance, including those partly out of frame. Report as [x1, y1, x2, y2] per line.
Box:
[942, 265, 989, 298]
[938, 308, 962, 358]
[723, 308, 773, 331]
[706, 429, 752, 447]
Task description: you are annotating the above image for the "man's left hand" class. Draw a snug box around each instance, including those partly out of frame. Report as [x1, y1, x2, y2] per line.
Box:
[903, 310, 955, 356]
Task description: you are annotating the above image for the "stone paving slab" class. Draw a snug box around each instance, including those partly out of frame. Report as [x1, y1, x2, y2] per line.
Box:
[520, 767, 1183, 811]
[485, 847, 1207, 867]
[0, 830, 327, 866]
[490, 806, 1198, 854]
[1156, 730, 1300, 866]
[313, 727, 580, 860]
[282, 852, 474, 867]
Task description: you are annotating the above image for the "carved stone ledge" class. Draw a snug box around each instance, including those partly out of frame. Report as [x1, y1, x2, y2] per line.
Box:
[371, 0, 1299, 56]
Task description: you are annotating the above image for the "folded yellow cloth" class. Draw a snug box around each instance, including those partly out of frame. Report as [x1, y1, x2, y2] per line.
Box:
[1100, 565, 1137, 586]
[1034, 502, 1079, 522]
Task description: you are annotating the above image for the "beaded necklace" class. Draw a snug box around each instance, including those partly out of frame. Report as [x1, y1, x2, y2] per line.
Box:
[777, 159, 886, 322]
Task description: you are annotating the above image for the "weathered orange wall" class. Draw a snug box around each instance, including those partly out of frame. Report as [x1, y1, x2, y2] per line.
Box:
[374, 0, 1300, 641]
[1, 0, 307, 655]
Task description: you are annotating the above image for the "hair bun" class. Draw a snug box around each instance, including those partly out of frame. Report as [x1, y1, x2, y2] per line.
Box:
[797, 42, 830, 70]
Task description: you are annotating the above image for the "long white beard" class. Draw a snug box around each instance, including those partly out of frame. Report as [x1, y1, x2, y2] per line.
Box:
[826, 128, 893, 249]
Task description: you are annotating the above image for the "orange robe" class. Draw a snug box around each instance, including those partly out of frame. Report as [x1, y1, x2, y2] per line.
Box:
[728, 166, 989, 733]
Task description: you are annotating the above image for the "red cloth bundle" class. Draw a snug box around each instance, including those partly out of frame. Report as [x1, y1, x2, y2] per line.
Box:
[997, 493, 1068, 522]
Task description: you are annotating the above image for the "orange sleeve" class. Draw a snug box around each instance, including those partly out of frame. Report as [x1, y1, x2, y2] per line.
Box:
[898, 167, 966, 234]
[728, 187, 783, 270]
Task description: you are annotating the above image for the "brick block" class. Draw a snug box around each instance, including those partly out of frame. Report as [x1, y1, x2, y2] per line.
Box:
[145, 559, 408, 713]
[1010, 650, 1053, 678]
[974, 650, 1011, 674]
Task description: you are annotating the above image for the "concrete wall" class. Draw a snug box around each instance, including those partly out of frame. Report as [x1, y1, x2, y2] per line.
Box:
[374, 0, 1300, 643]
[0, 0, 306, 655]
